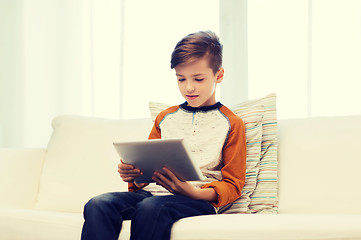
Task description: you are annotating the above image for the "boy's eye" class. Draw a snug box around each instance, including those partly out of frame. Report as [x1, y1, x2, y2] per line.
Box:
[178, 78, 185, 82]
[195, 78, 204, 82]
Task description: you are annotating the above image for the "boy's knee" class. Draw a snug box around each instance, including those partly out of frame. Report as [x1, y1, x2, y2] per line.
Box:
[84, 193, 115, 215]
[84, 197, 101, 214]
[135, 196, 170, 215]
[136, 197, 157, 212]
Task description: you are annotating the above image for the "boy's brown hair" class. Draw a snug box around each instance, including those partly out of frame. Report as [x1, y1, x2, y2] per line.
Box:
[170, 31, 223, 74]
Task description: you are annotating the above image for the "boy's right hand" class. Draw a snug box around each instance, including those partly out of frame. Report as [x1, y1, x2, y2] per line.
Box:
[117, 159, 143, 183]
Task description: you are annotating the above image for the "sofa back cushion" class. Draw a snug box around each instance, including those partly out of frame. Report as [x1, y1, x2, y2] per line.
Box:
[278, 115, 361, 214]
[35, 115, 153, 213]
[0, 149, 45, 208]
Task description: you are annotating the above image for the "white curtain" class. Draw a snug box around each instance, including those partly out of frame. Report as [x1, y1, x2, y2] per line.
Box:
[0, 0, 218, 148]
[1, 0, 360, 148]
[0, 0, 123, 148]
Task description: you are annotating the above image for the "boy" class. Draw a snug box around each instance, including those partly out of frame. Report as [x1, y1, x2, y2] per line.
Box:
[81, 31, 246, 240]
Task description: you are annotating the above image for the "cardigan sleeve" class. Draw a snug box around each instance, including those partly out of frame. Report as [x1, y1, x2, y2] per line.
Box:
[201, 108, 247, 207]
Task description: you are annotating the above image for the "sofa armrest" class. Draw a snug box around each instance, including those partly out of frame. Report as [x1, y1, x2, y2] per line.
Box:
[0, 148, 46, 209]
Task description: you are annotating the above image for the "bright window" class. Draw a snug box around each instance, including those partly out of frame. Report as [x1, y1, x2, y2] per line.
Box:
[310, 0, 361, 117]
[248, 0, 361, 119]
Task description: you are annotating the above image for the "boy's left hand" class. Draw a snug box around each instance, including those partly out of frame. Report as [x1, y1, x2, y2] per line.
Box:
[152, 167, 198, 199]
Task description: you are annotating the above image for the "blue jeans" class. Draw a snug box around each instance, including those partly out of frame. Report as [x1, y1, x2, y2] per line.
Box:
[81, 190, 216, 240]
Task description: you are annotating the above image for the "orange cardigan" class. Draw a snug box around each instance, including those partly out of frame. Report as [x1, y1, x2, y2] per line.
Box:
[129, 102, 246, 208]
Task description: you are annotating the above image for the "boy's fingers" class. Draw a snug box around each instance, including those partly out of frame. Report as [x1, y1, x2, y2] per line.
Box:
[119, 169, 142, 175]
[122, 176, 136, 183]
[162, 167, 180, 182]
[153, 171, 179, 193]
[120, 171, 142, 177]
[153, 172, 169, 186]
[120, 171, 143, 181]
[118, 166, 142, 176]
[153, 175, 172, 193]
[118, 163, 135, 170]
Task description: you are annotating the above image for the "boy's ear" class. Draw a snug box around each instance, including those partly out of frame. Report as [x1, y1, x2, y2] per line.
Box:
[216, 68, 224, 83]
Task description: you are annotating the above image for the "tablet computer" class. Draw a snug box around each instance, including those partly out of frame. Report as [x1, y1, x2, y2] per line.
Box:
[113, 138, 205, 183]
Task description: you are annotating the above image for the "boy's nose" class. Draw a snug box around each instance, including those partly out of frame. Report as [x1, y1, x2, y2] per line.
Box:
[186, 83, 195, 93]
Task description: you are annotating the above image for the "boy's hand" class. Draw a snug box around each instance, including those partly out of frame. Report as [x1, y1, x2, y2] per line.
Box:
[152, 167, 197, 198]
[152, 167, 218, 202]
[117, 159, 143, 186]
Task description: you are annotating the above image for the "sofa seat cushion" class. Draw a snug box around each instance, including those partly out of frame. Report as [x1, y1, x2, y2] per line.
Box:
[0, 208, 83, 240]
[0, 208, 131, 240]
[170, 214, 361, 240]
[1, 210, 361, 240]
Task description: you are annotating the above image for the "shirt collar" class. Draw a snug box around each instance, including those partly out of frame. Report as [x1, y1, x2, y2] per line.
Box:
[180, 102, 223, 112]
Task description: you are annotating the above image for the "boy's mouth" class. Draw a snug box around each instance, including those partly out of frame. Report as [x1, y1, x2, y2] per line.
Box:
[186, 95, 199, 101]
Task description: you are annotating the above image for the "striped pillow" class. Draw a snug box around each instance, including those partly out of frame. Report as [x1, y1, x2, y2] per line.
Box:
[221, 104, 263, 213]
[232, 93, 278, 213]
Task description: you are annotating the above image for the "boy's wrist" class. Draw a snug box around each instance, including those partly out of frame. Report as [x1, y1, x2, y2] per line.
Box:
[193, 188, 217, 202]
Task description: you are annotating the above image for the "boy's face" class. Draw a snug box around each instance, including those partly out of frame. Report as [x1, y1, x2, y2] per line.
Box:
[175, 58, 224, 108]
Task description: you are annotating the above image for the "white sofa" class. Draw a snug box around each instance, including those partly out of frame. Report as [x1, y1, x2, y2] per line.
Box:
[1, 114, 361, 240]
